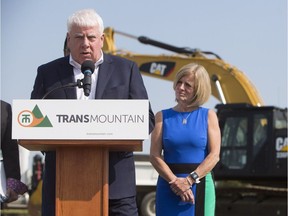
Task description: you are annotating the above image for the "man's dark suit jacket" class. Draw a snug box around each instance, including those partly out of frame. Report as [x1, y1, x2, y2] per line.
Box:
[31, 54, 155, 213]
[1, 100, 21, 180]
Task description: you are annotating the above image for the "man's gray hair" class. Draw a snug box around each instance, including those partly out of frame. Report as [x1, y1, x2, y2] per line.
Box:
[67, 9, 104, 34]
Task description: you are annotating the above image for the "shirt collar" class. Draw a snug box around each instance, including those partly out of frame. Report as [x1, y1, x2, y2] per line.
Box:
[69, 51, 104, 72]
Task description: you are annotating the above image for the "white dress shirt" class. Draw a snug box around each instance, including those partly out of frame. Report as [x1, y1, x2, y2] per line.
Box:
[69, 53, 104, 100]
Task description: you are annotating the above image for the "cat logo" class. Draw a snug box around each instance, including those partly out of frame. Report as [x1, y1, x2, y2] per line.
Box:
[139, 61, 176, 77]
[276, 137, 288, 158]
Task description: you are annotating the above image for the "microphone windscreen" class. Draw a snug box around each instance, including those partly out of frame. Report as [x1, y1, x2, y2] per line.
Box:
[81, 60, 95, 74]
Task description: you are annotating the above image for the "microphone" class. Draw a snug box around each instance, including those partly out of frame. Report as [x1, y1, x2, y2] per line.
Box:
[81, 60, 95, 97]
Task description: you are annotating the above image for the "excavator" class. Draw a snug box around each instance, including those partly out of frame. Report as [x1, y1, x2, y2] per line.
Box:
[102, 27, 287, 216]
[24, 27, 287, 216]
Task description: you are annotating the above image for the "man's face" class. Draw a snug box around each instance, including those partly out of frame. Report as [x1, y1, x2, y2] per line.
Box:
[67, 25, 104, 64]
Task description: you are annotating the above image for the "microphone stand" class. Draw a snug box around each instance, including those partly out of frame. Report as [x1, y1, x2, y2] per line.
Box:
[42, 79, 83, 99]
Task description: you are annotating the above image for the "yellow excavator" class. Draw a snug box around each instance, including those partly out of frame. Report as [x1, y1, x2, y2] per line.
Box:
[27, 27, 287, 216]
[102, 27, 287, 216]
[103, 27, 264, 107]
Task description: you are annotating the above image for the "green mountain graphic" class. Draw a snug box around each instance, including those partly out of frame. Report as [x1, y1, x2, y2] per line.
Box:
[32, 105, 53, 127]
[35, 115, 53, 127]
[32, 105, 44, 119]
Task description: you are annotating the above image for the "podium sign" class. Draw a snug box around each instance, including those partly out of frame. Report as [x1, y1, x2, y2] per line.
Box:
[15, 99, 148, 216]
[12, 99, 149, 140]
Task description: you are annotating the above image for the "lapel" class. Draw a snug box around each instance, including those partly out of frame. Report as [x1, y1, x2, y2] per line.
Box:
[58, 57, 77, 99]
[95, 54, 114, 99]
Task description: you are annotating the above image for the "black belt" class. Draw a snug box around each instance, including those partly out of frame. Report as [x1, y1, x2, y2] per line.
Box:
[167, 163, 199, 174]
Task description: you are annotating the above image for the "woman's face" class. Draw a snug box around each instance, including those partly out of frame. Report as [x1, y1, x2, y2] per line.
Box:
[175, 73, 195, 105]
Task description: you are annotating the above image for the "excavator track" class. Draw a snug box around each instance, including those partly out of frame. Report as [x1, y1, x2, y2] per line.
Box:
[216, 182, 287, 216]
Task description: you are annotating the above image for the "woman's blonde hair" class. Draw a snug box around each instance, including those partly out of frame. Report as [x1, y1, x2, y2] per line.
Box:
[173, 63, 211, 107]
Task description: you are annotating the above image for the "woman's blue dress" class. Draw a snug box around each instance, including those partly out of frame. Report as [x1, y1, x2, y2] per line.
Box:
[155, 107, 216, 216]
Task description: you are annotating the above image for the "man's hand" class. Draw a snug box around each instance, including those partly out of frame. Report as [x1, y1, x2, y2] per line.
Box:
[5, 188, 19, 203]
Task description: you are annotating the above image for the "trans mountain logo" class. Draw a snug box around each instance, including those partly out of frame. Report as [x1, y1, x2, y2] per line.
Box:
[17, 105, 53, 127]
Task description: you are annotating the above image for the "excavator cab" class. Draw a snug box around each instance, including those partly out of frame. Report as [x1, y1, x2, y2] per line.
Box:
[214, 103, 287, 183]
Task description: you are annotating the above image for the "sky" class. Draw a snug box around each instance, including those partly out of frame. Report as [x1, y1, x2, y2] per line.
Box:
[1, 0, 287, 177]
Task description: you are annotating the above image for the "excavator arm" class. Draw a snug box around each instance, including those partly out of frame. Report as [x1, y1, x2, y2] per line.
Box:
[103, 27, 264, 106]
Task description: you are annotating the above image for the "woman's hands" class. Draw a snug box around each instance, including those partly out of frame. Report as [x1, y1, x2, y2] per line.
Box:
[169, 177, 195, 203]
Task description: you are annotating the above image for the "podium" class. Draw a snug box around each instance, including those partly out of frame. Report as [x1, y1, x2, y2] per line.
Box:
[13, 99, 149, 216]
[19, 139, 142, 216]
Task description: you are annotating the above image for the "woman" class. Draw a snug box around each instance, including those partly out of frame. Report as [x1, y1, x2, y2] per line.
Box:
[150, 63, 221, 216]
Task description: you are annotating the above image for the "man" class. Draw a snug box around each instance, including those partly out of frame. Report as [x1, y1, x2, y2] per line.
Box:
[30, 9, 155, 216]
[1, 100, 28, 203]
